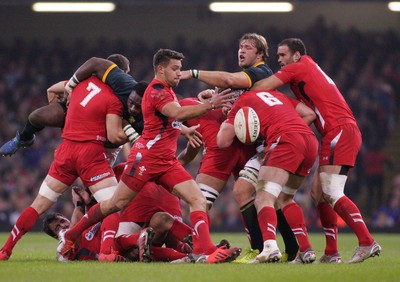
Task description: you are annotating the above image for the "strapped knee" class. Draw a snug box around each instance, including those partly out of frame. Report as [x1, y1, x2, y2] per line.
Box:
[255, 180, 282, 198]
[199, 183, 220, 207]
[38, 182, 62, 202]
[282, 186, 297, 196]
[92, 186, 117, 202]
[320, 172, 347, 206]
[239, 167, 259, 188]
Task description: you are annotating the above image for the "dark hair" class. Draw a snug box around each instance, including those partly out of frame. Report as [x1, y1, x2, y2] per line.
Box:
[278, 38, 307, 56]
[43, 213, 64, 239]
[153, 49, 184, 71]
[240, 33, 269, 59]
[107, 54, 130, 72]
[131, 81, 149, 98]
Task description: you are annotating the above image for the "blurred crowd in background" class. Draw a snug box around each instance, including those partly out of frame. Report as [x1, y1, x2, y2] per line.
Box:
[0, 17, 400, 232]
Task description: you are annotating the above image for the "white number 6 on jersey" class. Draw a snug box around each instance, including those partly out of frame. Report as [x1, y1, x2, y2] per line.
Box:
[256, 91, 283, 106]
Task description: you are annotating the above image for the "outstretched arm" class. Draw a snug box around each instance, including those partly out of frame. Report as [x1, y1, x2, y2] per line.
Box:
[65, 57, 115, 94]
[177, 140, 202, 166]
[162, 88, 233, 122]
[181, 69, 251, 89]
[252, 74, 284, 91]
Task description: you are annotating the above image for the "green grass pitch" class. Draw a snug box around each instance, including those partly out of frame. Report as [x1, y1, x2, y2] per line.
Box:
[0, 232, 398, 282]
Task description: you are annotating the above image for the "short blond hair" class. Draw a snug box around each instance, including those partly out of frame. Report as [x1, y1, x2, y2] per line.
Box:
[239, 33, 269, 60]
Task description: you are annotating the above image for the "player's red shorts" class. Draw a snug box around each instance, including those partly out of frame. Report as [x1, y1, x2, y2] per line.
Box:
[262, 132, 318, 176]
[199, 140, 256, 181]
[319, 123, 361, 167]
[120, 149, 193, 193]
[48, 140, 114, 187]
[119, 182, 182, 224]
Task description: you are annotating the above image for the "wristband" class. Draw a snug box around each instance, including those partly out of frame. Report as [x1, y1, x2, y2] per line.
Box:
[123, 124, 140, 145]
[65, 74, 79, 93]
[88, 197, 97, 207]
[190, 69, 200, 79]
[75, 201, 84, 208]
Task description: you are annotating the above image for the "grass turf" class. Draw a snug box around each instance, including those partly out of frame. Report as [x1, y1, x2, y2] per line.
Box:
[0, 232, 398, 282]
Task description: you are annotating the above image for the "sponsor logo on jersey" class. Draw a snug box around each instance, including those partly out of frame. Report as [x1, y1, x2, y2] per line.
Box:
[138, 165, 146, 176]
[90, 172, 111, 182]
[84, 223, 101, 241]
[134, 142, 145, 149]
[95, 135, 107, 142]
[172, 120, 183, 130]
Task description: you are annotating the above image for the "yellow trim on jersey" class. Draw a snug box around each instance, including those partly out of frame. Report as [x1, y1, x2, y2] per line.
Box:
[253, 61, 265, 67]
[102, 64, 117, 83]
[243, 61, 265, 88]
[243, 72, 252, 88]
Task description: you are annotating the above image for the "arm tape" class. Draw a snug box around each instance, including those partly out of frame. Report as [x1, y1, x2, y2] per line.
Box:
[65, 74, 79, 92]
[123, 124, 140, 145]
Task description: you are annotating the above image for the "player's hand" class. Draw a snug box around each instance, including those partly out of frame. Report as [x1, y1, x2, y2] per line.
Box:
[209, 87, 234, 109]
[72, 186, 92, 205]
[181, 124, 203, 148]
[198, 89, 213, 102]
[71, 186, 84, 206]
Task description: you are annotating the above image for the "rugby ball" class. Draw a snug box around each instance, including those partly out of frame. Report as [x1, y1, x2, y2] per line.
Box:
[234, 107, 260, 144]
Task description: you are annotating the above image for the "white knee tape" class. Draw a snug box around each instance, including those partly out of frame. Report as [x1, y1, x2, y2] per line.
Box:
[282, 186, 297, 196]
[256, 181, 282, 198]
[116, 222, 142, 237]
[320, 172, 347, 205]
[38, 182, 62, 202]
[244, 153, 262, 171]
[199, 183, 219, 206]
[239, 167, 259, 188]
[92, 186, 117, 202]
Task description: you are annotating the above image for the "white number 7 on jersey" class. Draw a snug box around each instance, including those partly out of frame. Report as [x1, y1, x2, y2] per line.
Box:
[80, 82, 101, 107]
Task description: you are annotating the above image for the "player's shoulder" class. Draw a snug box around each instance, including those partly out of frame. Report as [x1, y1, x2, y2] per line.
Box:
[301, 55, 314, 62]
[250, 62, 272, 72]
[244, 62, 273, 80]
[278, 60, 302, 75]
[149, 81, 166, 90]
[106, 67, 136, 86]
[294, 55, 314, 69]
[255, 62, 272, 70]
[145, 80, 172, 98]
